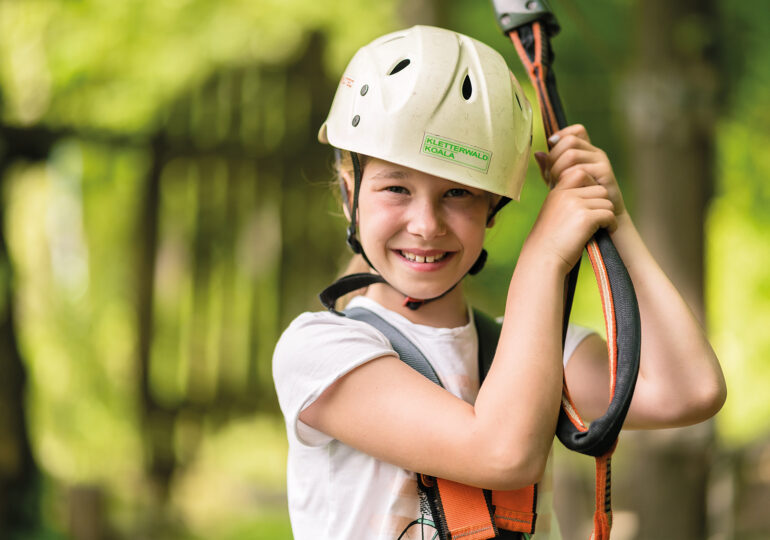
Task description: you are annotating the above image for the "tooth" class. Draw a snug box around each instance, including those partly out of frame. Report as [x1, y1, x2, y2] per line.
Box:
[426, 256, 435, 263]
[416, 255, 425, 263]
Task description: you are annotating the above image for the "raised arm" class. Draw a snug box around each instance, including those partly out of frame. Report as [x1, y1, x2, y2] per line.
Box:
[536, 124, 727, 429]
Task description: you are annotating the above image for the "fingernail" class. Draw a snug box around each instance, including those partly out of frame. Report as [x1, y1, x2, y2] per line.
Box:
[548, 134, 560, 145]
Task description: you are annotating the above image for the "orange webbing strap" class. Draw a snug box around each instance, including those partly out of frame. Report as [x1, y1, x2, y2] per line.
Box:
[492, 485, 537, 534]
[435, 478, 497, 540]
[559, 239, 619, 540]
[586, 239, 618, 401]
[510, 22, 560, 140]
[423, 475, 537, 539]
[591, 451, 614, 540]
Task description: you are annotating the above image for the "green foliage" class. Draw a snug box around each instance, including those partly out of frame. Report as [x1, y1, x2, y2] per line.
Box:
[0, 0, 400, 130]
[0, 0, 399, 536]
[2, 0, 770, 537]
[709, 120, 770, 445]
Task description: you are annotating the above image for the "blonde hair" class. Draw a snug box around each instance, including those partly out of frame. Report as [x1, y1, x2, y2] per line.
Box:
[334, 150, 371, 310]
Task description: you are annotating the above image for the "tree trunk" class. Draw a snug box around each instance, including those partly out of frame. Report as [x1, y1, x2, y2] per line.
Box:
[136, 136, 177, 509]
[616, 0, 719, 538]
[0, 154, 44, 538]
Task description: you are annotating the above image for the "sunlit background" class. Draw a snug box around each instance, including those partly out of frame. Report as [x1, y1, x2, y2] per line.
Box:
[0, 0, 768, 539]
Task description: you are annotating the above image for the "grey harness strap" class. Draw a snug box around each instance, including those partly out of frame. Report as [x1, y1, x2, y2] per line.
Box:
[344, 306, 443, 387]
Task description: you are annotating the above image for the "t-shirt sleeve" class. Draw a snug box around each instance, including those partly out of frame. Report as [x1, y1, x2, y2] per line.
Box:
[272, 312, 397, 447]
[563, 323, 597, 367]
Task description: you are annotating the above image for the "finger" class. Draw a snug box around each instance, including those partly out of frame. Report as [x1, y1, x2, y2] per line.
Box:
[565, 162, 611, 183]
[545, 135, 598, 171]
[595, 209, 618, 233]
[582, 196, 615, 214]
[551, 168, 597, 190]
[550, 149, 603, 182]
[579, 207, 617, 237]
[548, 124, 591, 147]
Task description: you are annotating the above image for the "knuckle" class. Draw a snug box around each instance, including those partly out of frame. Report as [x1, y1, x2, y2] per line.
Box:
[577, 212, 592, 232]
[563, 148, 579, 164]
[571, 199, 586, 216]
[574, 124, 590, 141]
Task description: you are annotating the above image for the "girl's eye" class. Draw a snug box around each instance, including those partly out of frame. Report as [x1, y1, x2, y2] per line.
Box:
[445, 188, 471, 198]
[385, 186, 409, 195]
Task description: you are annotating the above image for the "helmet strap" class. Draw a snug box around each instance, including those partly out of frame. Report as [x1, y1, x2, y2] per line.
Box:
[487, 196, 511, 225]
[345, 151, 365, 255]
[468, 248, 488, 276]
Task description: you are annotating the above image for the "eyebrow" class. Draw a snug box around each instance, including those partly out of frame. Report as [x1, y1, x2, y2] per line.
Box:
[368, 169, 410, 181]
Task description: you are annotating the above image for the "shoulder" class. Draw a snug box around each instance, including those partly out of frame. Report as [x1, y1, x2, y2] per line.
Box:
[275, 310, 393, 357]
[272, 309, 399, 445]
[272, 310, 397, 395]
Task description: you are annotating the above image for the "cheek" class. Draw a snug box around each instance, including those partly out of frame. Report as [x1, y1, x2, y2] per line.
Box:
[357, 200, 401, 242]
[455, 205, 490, 250]
[453, 201, 491, 231]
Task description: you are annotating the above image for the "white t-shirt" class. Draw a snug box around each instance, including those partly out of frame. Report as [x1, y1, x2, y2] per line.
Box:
[273, 295, 594, 540]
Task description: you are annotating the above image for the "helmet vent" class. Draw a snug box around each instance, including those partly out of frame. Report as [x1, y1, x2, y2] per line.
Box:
[515, 92, 522, 110]
[462, 74, 473, 100]
[388, 59, 411, 75]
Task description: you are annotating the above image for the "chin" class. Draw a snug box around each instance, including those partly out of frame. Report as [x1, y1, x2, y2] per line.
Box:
[391, 275, 461, 302]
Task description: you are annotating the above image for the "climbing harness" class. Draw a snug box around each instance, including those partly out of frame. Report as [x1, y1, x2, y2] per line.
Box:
[490, 1, 642, 538]
[345, 305, 536, 540]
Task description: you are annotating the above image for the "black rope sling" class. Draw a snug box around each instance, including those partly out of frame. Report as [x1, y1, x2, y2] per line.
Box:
[490, 1, 642, 538]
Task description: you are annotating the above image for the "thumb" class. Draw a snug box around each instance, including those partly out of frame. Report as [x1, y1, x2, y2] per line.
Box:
[534, 152, 551, 188]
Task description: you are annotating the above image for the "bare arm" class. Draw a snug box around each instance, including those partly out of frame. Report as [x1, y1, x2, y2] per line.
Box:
[539, 125, 727, 428]
[565, 212, 726, 428]
[300, 253, 565, 490]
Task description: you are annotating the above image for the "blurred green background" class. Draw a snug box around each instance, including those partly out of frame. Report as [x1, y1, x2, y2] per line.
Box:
[0, 0, 768, 538]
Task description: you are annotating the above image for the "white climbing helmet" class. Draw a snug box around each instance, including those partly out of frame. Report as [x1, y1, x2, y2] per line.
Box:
[318, 25, 533, 200]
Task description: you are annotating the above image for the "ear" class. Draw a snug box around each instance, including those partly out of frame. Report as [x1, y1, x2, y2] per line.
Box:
[339, 171, 354, 222]
[486, 195, 502, 228]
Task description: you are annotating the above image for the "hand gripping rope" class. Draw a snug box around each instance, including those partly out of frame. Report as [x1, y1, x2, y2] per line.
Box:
[490, 1, 641, 538]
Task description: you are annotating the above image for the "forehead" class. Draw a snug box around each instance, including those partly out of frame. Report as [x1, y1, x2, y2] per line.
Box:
[363, 158, 475, 190]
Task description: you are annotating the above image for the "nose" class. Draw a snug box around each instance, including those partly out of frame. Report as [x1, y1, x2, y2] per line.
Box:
[406, 197, 446, 239]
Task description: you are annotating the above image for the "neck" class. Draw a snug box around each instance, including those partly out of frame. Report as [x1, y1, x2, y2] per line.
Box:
[364, 282, 470, 328]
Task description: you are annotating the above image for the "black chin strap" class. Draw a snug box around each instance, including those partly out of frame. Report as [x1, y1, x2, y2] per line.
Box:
[487, 196, 511, 225]
[319, 273, 386, 314]
[345, 152, 365, 256]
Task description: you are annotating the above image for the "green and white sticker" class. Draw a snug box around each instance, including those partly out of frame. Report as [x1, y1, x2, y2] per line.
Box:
[421, 133, 491, 173]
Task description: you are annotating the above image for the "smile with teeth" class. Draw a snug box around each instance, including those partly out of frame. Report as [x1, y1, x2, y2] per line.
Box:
[399, 250, 449, 263]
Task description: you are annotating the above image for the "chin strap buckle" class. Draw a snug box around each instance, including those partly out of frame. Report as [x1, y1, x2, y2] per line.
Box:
[403, 297, 425, 310]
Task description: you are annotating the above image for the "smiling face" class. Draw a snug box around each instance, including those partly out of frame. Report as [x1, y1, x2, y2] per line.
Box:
[348, 157, 494, 305]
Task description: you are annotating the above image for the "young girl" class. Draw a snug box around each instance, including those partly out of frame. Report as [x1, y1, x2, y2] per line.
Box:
[273, 25, 726, 539]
